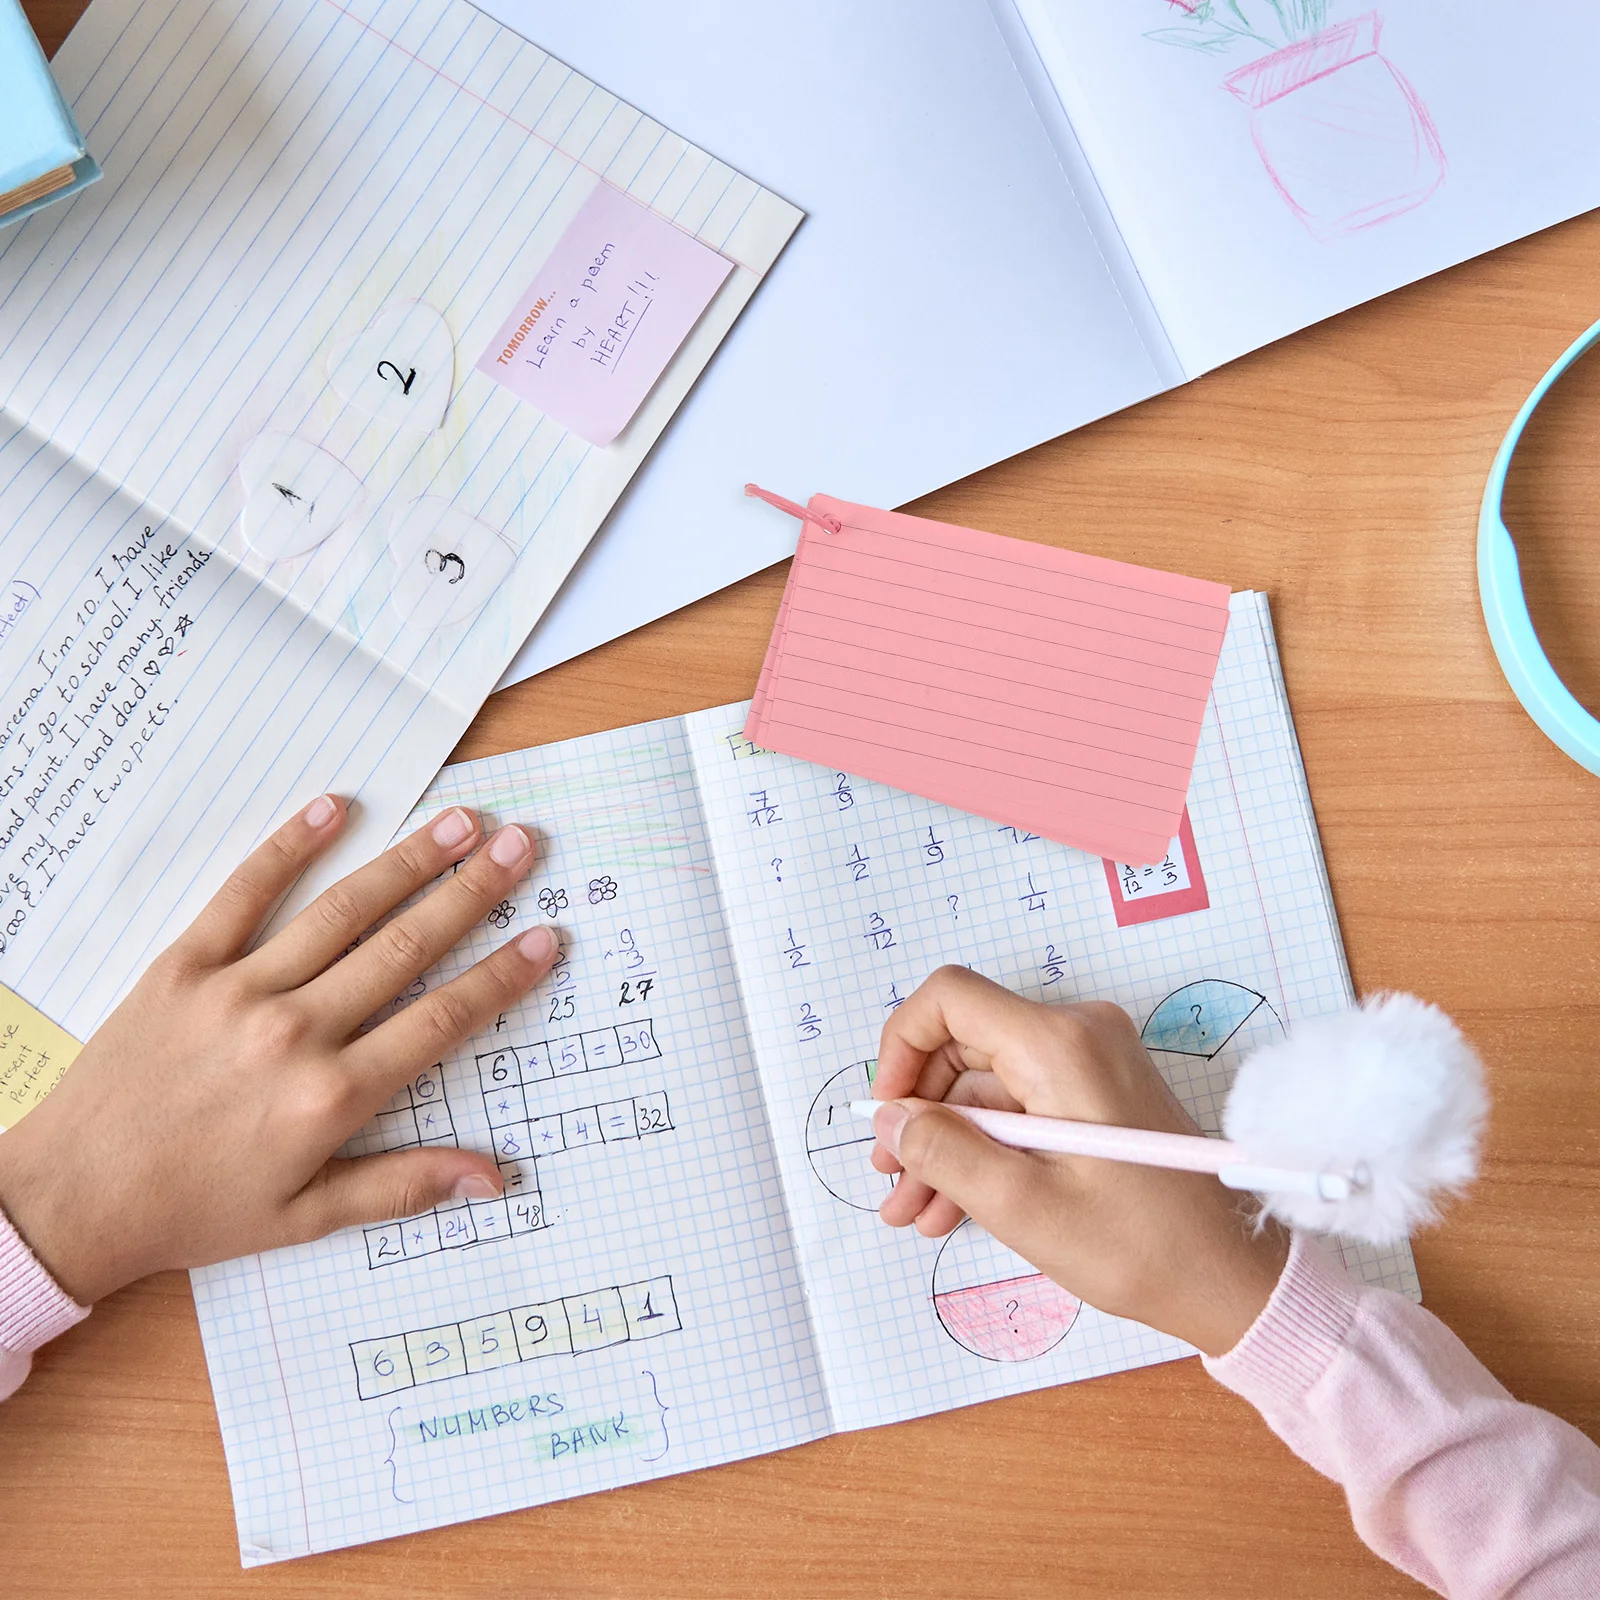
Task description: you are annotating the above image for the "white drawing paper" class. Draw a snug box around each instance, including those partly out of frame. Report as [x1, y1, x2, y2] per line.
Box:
[500, 0, 1600, 686]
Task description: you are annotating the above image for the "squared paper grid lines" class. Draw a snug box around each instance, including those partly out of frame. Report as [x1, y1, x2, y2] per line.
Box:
[688, 589, 1415, 1436]
[194, 716, 827, 1561]
[192, 591, 1414, 1561]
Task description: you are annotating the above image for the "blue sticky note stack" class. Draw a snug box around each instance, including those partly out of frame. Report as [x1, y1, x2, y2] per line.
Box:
[0, 0, 99, 229]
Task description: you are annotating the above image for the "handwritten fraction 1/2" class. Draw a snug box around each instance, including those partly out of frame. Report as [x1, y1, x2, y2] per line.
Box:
[350, 1275, 681, 1400]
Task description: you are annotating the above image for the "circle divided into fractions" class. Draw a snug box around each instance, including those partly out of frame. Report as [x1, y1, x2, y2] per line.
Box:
[931, 1220, 1080, 1362]
[804, 1060, 891, 1212]
[1140, 979, 1280, 1061]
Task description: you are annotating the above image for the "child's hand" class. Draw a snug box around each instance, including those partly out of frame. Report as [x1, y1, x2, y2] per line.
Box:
[869, 967, 1290, 1358]
[0, 796, 559, 1304]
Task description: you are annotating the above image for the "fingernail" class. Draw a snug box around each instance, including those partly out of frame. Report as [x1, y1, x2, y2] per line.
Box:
[873, 1101, 910, 1158]
[451, 1173, 500, 1202]
[432, 807, 474, 849]
[517, 925, 558, 963]
[304, 794, 339, 828]
[489, 824, 533, 867]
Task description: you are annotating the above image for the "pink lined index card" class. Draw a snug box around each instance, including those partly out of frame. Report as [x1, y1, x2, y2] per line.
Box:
[745, 494, 1232, 865]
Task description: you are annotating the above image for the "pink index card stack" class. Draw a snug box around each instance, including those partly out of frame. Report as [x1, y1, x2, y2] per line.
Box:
[745, 493, 1232, 866]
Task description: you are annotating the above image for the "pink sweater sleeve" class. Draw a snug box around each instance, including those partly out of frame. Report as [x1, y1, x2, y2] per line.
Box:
[1204, 1233, 1600, 1596]
[0, 1206, 89, 1400]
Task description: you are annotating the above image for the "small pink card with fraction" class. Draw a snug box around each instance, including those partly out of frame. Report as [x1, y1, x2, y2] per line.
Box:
[745, 493, 1233, 865]
[1102, 809, 1211, 926]
[477, 182, 734, 447]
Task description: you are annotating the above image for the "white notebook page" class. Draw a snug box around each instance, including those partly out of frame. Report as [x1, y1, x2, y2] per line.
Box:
[193, 717, 827, 1564]
[193, 593, 1417, 1560]
[0, 0, 798, 1036]
[686, 592, 1417, 1432]
[1012, 0, 1600, 375]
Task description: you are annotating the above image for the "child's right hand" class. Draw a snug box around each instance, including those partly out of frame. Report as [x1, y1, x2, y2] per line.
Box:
[868, 967, 1290, 1358]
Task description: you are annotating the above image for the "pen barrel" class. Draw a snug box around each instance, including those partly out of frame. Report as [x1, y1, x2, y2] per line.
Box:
[954, 1105, 1246, 1173]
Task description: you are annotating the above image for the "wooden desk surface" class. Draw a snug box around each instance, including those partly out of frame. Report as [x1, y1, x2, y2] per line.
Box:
[8, 4, 1600, 1593]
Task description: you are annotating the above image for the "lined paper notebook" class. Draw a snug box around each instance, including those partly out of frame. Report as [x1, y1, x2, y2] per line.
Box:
[193, 593, 1420, 1563]
[0, 0, 798, 1041]
[746, 495, 1232, 866]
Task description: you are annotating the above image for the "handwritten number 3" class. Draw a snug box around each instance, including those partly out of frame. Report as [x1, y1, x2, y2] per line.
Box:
[376, 360, 417, 395]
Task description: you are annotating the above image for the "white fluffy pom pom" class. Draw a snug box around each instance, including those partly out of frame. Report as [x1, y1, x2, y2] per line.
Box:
[1222, 992, 1487, 1245]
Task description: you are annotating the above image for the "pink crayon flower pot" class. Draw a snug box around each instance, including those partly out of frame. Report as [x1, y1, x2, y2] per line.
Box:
[1223, 12, 1445, 240]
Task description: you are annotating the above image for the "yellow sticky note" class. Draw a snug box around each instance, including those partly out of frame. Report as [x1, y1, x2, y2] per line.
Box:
[0, 984, 80, 1131]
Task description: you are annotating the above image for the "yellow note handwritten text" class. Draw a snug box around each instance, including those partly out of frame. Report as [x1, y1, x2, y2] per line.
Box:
[0, 984, 81, 1130]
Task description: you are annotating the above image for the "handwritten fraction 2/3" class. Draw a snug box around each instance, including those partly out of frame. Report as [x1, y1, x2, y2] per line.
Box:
[805, 1060, 893, 1212]
[931, 1221, 1080, 1363]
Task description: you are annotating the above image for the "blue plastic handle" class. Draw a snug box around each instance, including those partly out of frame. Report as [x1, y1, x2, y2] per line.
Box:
[1478, 316, 1600, 777]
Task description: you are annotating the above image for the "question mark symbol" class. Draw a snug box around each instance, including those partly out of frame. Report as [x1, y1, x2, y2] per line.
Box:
[1191, 1002, 1205, 1038]
[948, 894, 960, 919]
[772, 858, 783, 882]
[1005, 1298, 1020, 1327]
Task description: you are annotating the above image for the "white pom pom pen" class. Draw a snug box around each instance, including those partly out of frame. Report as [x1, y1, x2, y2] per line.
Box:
[847, 1101, 1360, 1201]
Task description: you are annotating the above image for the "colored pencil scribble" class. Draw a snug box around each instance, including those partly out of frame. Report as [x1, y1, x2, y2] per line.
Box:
[1148, 4, 1445, 239]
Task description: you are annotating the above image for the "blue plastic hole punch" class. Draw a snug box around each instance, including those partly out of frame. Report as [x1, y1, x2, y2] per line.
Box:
[1479, 316, 1600, 777]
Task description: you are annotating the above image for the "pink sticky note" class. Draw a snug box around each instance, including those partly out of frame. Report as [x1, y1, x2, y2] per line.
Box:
[746, 495, 1233, 865]
[477, 183, 734, 446]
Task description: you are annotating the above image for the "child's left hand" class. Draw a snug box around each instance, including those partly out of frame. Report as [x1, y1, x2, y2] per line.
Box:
[0, 794, 559, 1304]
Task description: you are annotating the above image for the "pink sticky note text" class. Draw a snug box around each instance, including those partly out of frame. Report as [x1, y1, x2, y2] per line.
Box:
[477, 183, 734, 446]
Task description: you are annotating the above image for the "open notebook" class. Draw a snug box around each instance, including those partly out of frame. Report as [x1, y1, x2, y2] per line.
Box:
[194, 593, 1420, 1563]
[0, 0, 797, 1040]
[503, 0, 1600, 683]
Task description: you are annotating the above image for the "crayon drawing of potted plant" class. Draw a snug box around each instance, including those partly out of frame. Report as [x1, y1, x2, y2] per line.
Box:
[1148, 2, 1446, 240]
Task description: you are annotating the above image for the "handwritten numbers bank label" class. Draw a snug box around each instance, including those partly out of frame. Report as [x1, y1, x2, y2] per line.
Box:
[478, 183, 733, 447]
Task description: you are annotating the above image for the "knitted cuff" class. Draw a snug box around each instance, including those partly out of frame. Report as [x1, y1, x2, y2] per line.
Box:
[1202, 1231, 1361, 1409]
[0, 1205, 90, 1355]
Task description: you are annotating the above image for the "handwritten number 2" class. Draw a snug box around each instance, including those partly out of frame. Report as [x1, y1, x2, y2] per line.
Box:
[376, 359, 417, 395]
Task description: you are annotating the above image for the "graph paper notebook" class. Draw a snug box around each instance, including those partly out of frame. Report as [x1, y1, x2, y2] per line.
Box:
[193, 592, 1420, 1563]
[0, 0, 798, 1043]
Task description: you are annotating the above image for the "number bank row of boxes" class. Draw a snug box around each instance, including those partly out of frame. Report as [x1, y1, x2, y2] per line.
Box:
[350, 1275, 681, 1399]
